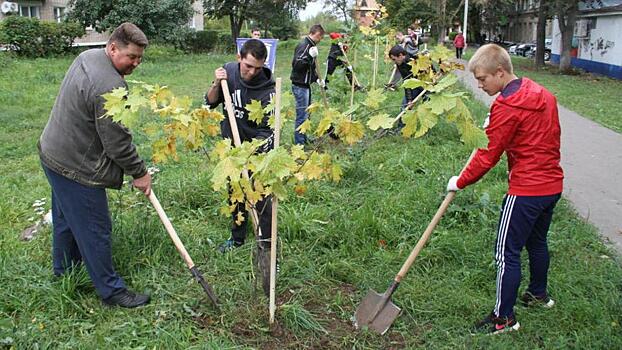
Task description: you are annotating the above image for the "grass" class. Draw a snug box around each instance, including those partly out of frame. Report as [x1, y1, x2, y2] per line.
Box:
[1, 42, 621, 349]
[463, 47, 622, 133]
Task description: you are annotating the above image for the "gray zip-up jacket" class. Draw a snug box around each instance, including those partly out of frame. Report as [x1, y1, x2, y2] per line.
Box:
[38, 48, 146, 189]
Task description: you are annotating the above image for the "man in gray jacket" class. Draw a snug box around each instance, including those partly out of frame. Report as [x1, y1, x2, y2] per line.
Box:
[38, 23, 151, 308]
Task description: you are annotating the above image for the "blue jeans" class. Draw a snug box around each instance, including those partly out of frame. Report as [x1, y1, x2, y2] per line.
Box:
[292, 84, 311, 145]
[42, 164, 126, 299]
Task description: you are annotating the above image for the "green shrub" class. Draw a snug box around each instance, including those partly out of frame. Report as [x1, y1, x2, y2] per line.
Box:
[184, 30, 219, 52]
[216, 31, 235, 53]
[448, 31, 458, 41]
[0, 16, 84, 57]
[144, 44, 182, 61]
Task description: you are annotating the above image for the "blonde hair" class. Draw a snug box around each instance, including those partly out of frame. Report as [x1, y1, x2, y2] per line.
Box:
[468, 44, 513, 75]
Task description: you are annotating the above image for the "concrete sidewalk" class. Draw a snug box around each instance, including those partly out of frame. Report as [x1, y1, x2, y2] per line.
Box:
[454, 67, 622, 255]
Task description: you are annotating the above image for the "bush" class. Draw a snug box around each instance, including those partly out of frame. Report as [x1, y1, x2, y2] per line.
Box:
[184, 30, 219, 52]
[448, 31, 458, 41]
[0, 16, 85, 57]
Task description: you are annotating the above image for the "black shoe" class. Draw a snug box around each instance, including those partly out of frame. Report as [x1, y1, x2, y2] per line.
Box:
[520, 291, 555, 308]
[103, 289, 150, 308]
[474, 312, 520, 334]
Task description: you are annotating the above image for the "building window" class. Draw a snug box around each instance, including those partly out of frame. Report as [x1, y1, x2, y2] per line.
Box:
[188, 16, 196, 29]
[54, 7, 66, 23]
[19, 6, 40, 19]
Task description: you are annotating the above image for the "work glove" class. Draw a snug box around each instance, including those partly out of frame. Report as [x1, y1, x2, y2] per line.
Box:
[316, 79, 325, 88]
[446, 176, 461, 192]
[309, 46, 319, 58]
[483, 112, 491, 129]
[347, 65, 353, 71]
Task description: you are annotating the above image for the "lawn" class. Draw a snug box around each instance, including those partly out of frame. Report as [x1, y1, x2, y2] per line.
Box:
[464, 48, 622, 133]
[1, 42, 621, 349]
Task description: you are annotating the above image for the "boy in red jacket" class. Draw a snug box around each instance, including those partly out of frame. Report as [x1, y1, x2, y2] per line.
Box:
[446, 44, 564, 334]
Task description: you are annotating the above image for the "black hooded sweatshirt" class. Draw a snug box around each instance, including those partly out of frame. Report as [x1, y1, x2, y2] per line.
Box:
[206, 62, 275, 152]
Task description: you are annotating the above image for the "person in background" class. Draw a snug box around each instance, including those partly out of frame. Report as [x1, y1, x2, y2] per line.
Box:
[38, 22, 152, 308]
[290, 24, 325, 145]
[454, 31, 465, 59]
[446, 44, 563, 334]
[252, 28, 261, 39]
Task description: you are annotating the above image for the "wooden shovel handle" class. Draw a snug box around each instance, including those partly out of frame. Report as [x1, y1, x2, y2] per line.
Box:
[269, 78, 282, 324]
[395, 149, 477, 282]
[220, 80, 243, 147]
[148, 190, 195, 269]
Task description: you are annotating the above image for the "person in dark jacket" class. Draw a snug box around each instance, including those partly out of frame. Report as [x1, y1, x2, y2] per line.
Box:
[205, 39, 275, 253]
[388, 45, 424, 109]
[38, 23, 151, 308]
[324, 32, 359, 90]
[447, 44, 564, 334]
[290, 24, 325, 145]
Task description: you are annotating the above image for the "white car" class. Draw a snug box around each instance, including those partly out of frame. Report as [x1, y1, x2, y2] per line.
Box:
[508, 44, 518, 55]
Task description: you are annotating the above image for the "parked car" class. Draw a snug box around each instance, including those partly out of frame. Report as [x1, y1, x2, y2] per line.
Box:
[508, 44, 518, 55]
[516, 43, 536, 56]
[525, 46, 551, 61]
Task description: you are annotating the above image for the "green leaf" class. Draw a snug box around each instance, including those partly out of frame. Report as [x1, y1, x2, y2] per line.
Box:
[366, 113, 394, 131]
[362, 88, 386, 109]
[428, 74, 458, 93]
[336, 119, 365, 145]
[246, 99, 264, 124]
[414, 106, 438, 138]
[296, 119, 312, 134]
[425, 95, 457, 115]
[402, 78, 428, 90]
[401, 109, 418, 138]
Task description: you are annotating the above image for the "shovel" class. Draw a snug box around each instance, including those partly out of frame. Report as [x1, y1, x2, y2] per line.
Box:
[354, 150, 477, 334]
[148, 190, 220, 310]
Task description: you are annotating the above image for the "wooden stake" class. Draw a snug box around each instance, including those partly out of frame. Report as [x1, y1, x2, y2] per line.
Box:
[269, 78, 282, 325]
[372, 37, 379, 89]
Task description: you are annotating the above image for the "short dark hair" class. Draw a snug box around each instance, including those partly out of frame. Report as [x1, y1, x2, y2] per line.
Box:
[252, 27, 261, 33]
[309, 24, 325, 35]
[389, 45, 407, 58]
[240, 39, 267, 61]
[108, 22, 148, 48]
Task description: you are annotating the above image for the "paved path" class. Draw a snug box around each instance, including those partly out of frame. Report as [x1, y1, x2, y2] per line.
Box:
[454, 67, 622, 255]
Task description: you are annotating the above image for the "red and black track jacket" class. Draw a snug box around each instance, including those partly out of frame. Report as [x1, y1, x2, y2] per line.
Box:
[457, 78, 564, 196]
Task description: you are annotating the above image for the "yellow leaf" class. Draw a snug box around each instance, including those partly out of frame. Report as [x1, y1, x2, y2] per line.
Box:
[235, 211, 245, 226]
[297, 119, 312, 134]
[245, 99, 265, 124]
[331, 164, 343, 182]
[336, 119, 365, 145]
[366, 113, 394, 131]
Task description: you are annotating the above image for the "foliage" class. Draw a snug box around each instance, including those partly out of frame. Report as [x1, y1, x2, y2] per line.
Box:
[0, 16, 85, 58]
[183, 30, 219, 53]
[101, 81, 340, 219]
[67, 0, 194, 42]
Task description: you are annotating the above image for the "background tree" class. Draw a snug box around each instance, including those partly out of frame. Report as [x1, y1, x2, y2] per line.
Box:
[67, 0, 194, 42]
[325, 0, 353, 27]
[248, 0, 305, 39]
[535, 0, 550, 68]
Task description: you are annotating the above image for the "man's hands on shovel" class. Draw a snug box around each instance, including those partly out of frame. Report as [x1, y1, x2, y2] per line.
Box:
[133, 172, 152, 196]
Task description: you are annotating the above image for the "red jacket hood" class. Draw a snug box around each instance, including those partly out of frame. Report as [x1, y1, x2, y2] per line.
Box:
[496, 78, 546, 112]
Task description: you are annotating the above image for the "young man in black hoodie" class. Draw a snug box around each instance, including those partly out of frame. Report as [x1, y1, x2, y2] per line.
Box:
[205, 39, 275, 253]
[388, 45, 424, 109]
[290, 24, 325, 145]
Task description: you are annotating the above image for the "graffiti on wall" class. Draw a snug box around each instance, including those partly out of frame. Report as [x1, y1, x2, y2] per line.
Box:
[588, 37, 615, 58]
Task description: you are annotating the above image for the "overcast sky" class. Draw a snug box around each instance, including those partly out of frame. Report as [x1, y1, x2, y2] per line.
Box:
[299, 1, 325, 20]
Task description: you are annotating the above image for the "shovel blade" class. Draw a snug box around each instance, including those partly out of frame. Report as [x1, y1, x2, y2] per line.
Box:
[354, 289, 401, 335]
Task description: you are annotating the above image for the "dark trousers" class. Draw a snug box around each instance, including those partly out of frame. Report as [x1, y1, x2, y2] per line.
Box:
[231, 193, 273, 247]
[456, 47, 463, 59]
[493, 193, 561, 318]
[325, 57, 353, 86]
[42, 164, 126, 299]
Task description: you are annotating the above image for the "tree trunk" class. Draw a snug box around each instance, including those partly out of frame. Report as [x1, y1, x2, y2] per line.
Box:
[556, 1, 578, 73]
[535, 0, 548, 68]
[229, 14, 241, 48]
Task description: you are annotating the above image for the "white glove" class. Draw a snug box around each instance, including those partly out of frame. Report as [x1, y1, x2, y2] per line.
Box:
[446, 176, 461, 192]
[309, 46, 319, 58]
[483, 112, 491, 129]
[316, 79, 325, 88]
[347, 65, 353, 71]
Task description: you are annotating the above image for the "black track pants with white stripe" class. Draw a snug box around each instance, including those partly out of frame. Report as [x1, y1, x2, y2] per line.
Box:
[493, 193, 561, 318]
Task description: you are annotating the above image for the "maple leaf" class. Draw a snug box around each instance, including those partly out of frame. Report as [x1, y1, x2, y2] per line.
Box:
[336, 119, 364, 145]
[246, 99, 265, 124]
[402, 78, 428, 90]
[270, 181, 288, 200]
[425, 94, 457, 115]
[430, 45, 453, 62]
[172, 112, 193, 126]
[205, 124, 220, 137]
[125, 92, 149, 113]
[296, 119, 312, 134]
[102, 87, 128, 117]
[235, 211, 245, 226]
[401, 109, 418, 138]
[414, 106, 439, 138]
[367, 113, 394, 131]
[428, 74, 458, 93]
[294, 184, 307, 196]
[301, 152, 325, 180]
[290, 144, 307, 161]
[210, 139, 232, 160]
[306, 102, 322, 115]
[150, 85, 173, 110]
[362, 88, 386, 109]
